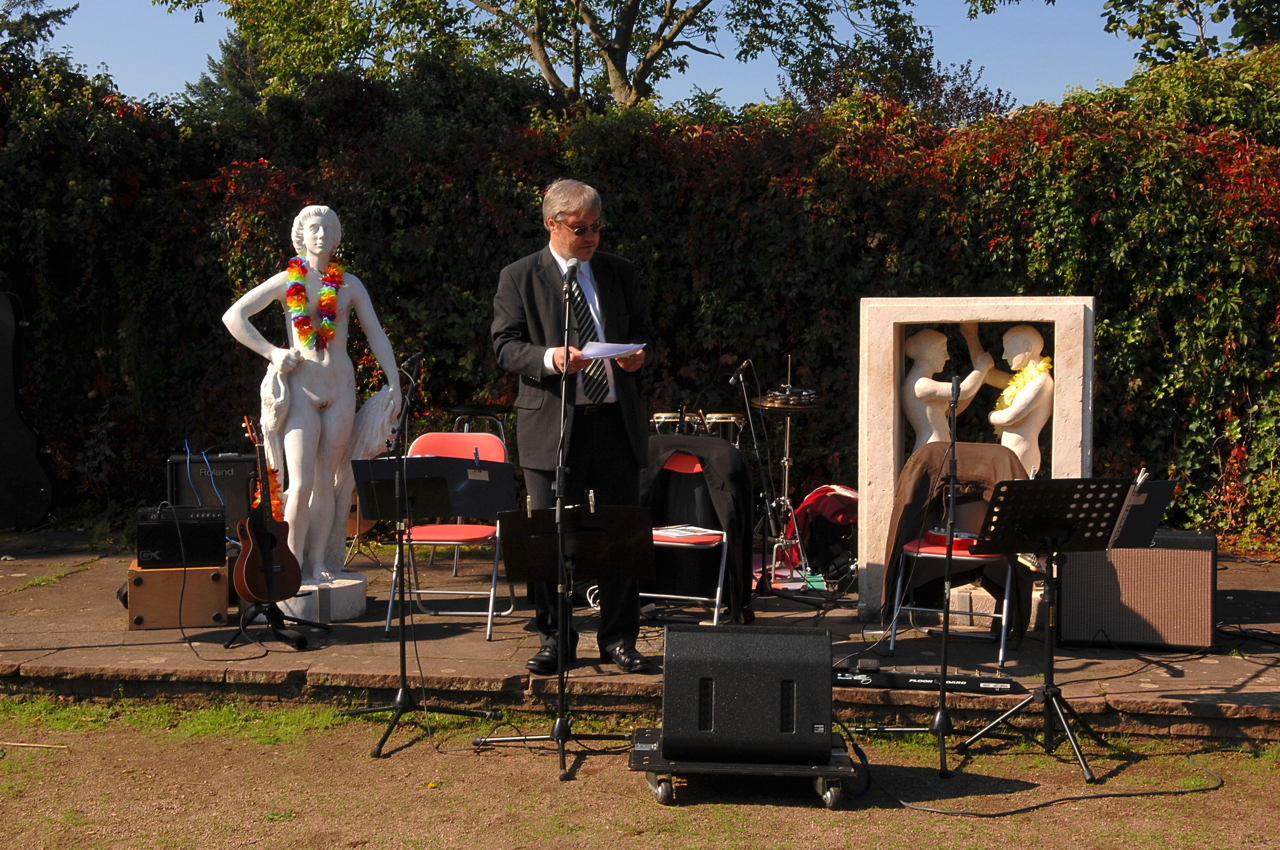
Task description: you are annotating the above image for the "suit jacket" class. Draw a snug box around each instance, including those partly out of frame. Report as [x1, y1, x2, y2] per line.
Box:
[492, 246, 654, 470]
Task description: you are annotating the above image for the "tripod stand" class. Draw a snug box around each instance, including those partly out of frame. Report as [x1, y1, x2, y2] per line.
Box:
[340, 361, 499, 757]
[956, 477, 1132, 782]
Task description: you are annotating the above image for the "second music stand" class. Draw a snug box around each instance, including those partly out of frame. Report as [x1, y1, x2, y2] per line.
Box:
[958, 477, 1132, 782]
[473, 501, 654, 778]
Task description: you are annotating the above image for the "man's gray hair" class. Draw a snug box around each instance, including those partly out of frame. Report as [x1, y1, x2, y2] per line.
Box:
[542, 179, 601, 227]
[291, 205, 342, 255]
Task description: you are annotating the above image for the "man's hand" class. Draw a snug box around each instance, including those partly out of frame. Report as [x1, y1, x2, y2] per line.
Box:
[552, 346, 588, 374]
[615, 348, 645, 372]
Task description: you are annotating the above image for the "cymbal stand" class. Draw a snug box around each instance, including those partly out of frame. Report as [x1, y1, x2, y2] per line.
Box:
[767, 356, 817, 590]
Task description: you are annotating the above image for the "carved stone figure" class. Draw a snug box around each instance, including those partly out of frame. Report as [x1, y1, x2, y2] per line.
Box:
[223, 206, 401, 595]
[902, 328, 993, 452]
[962, 322, 1053, 476]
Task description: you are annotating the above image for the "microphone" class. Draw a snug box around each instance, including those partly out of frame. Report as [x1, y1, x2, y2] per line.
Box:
[401, 351, 426, 370]
[565, 257, 580, 286]
[728, 360, 749, 386]
[951, 375, 961, 412]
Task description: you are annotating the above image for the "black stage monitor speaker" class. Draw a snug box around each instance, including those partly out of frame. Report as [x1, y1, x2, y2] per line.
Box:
[1060, 529, 1216, 650]
[662, 624, 832, 765]
[167, 452, 255, 541]
[136, 505, 226, 568]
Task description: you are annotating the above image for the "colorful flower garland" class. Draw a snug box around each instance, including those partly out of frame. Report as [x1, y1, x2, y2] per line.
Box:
[285, 256, 344, 350]
[993, 356, 1052, 436]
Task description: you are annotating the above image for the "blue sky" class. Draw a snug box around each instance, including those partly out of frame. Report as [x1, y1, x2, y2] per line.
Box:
[55, 0, 1152, 107]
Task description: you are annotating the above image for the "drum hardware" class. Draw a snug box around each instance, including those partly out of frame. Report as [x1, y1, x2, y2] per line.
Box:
[749, 356, 823, 592]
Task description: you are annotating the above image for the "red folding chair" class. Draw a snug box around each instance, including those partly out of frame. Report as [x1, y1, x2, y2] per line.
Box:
[399, 431, 516, 640]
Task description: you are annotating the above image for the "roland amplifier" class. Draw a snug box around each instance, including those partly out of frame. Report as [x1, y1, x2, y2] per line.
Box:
[661, 624, 832, 765]
[167, 452, 255, 541]
[135, 505, 226, 568]
[1060, 530, 1216, 650]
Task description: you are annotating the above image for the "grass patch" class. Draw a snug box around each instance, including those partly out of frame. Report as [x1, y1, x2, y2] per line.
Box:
[4, 556, 100, 594]
[264, 810, 296, 822]
[0, 695, 347, 743]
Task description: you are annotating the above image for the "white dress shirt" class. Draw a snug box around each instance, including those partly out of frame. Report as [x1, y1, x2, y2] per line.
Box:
[542, 246, 618, 404]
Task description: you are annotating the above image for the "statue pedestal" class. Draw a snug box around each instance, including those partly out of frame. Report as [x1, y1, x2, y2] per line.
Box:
[279, 572, 368, 623]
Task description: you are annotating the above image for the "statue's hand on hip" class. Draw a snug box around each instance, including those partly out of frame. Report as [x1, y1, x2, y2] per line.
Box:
[271, 347, 301, 374]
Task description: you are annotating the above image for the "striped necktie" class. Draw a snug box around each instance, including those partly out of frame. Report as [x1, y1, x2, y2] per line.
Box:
[568, 273, 610, 405]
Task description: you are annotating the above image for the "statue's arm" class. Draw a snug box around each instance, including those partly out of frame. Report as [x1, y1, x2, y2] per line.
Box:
[222, 273, 298, 373]
[961, 322, 1010, 389]
[346, 274, 402, 409]
[990, 373, 1053, 428]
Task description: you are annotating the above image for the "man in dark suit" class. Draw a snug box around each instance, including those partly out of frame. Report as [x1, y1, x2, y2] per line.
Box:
[492, 179, 656, 675]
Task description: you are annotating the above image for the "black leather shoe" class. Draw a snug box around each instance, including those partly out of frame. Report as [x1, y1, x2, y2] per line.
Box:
[599, 644, 652, 674]
[526, 644, 575, 675]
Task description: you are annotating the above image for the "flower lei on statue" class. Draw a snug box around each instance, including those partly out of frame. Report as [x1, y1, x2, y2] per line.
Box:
[993, 356, 1052, 437]
[285, 256, 344, 350]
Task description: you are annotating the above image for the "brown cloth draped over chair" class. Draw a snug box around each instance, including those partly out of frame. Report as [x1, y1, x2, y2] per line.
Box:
[880, 441, 1029, 629]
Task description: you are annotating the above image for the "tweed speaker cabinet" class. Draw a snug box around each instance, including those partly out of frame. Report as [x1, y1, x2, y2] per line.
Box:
[125, 562, 229, 630]
[1060, 531, 1216, 650]
[661, 624, 832, 765]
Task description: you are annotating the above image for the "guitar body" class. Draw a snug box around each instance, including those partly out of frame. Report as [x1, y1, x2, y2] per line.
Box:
[233, 514, 303, 604]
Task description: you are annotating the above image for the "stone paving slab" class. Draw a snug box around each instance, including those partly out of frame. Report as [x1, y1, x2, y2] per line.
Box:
[1, 530, 1279, 738]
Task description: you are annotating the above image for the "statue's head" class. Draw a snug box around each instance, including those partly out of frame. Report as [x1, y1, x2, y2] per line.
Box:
[1002, 324, 1044, 370]
[905, 329, 948, 365]
[291, 205, 342, 257]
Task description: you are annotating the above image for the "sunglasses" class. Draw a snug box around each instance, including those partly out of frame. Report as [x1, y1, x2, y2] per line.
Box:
[559, 220, 605, 236]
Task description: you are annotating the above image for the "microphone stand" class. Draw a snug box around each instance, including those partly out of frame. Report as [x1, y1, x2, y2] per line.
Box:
[733, 362, 782, 595]
[930, 375, 961, 778]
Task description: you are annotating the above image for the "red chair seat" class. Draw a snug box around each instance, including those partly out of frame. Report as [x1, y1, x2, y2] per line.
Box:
[902, 538, 1002, 561]
[653, 531, 723, 547]
[408, 523, 496, 545]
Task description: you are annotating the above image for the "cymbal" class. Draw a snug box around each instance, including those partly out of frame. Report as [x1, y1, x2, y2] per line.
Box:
[750, 389, 821, 412]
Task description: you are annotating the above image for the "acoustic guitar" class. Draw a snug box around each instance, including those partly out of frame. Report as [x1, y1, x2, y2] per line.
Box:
[233, 416, 302, 605]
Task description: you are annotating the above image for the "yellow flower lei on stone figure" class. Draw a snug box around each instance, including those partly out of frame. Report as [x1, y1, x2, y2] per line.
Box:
[993, 356, 1051, 437]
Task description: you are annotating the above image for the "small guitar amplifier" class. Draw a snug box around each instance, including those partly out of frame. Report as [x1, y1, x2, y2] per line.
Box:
[135, 505, 226, 568]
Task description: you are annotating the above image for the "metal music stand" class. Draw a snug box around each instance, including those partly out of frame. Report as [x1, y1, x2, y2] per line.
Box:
[956, 477, 1132, 782]
[340, 458, 500, 758]
[473, 501, 654, 778]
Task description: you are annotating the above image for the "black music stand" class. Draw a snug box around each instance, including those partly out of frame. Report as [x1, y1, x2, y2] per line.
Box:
[340, 452, 500, 757]
[473, 502, 654, 778]
[956, 477, 1132, 782]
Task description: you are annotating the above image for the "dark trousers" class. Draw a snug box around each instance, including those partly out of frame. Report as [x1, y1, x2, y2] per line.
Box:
[523, 402, 642, 653]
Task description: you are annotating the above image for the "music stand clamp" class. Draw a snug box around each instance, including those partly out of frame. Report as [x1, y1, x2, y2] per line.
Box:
[472, 501, 654, 779]
[957, 477, 1133, 783]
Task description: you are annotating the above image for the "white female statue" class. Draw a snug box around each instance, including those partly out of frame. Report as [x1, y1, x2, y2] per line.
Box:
[902, 328, 993, 452]
[223, 206, 401, 596]
[962, 322, 1053, 476]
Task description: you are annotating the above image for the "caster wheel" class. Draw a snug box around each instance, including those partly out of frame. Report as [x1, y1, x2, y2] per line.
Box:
[821, 781, 841, 810]
[654, 778, 674, 805]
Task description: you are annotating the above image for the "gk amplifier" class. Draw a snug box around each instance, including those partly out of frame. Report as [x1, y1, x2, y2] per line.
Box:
[135, 505, 226, 568]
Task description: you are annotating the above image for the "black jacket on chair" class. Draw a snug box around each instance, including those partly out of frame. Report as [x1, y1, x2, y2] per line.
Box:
[640, 434, 755, 622]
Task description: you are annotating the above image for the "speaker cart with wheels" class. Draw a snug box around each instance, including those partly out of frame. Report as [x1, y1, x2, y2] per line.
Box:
[628, 624, 857, 808]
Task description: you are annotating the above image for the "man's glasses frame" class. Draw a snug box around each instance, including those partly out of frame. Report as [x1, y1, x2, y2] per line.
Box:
[558, 220, 605, 236]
